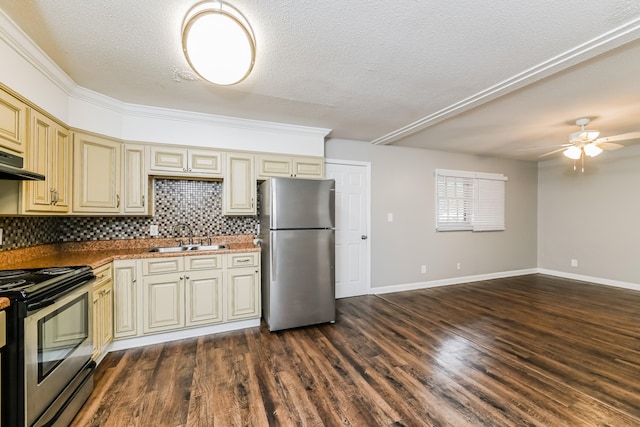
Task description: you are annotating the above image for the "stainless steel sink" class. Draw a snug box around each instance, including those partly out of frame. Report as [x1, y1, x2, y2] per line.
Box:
[146, 244, 228, 253]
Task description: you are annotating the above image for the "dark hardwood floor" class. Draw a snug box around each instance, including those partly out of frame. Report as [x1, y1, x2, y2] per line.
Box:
[72, 274, 640, 426]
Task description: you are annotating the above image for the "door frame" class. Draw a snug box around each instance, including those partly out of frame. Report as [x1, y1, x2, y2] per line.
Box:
[325, 158, 372, 296]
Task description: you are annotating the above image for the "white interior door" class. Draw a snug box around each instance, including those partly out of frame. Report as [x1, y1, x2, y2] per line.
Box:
[326, 160, 370, 298]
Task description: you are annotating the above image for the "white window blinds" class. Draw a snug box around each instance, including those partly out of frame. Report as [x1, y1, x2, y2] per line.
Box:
[435, 169, 507, 232]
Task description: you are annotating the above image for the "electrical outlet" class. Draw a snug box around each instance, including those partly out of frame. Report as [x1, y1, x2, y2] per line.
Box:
[571, 259, 578, 267]
[150, 225, 159, 236]
[456, 262, 461, 270]
[421, 265, 427, 274]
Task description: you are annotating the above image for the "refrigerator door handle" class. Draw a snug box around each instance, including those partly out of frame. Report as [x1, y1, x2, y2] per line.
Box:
[271, 233, 277, 281]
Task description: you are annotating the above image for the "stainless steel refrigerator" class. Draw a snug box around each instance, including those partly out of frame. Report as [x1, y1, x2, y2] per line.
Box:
[259, 178, 335, 331]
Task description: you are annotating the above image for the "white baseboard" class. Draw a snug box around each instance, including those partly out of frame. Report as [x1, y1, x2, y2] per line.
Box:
[371, 268, 538, 295]
[108, 318, 261, 353]
[537, 269, 640, 292]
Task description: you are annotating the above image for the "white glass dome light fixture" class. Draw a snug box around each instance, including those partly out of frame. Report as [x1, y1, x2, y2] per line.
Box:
[182, 1, 256, 86]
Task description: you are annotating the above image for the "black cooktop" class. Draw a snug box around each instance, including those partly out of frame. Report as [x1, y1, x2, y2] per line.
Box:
[0, 266, 94, 303]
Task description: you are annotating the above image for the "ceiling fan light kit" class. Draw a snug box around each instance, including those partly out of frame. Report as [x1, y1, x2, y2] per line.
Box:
[182, 1, 256, 86]
[583, 143, 603, 157]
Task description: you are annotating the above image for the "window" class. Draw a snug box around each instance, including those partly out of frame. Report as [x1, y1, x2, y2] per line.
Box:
[435, 169, 507, 232]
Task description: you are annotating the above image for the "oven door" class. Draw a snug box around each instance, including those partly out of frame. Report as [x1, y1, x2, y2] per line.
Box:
[24, 283, 93, 426]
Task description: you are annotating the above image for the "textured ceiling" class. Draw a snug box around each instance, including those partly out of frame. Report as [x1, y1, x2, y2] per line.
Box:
[1, 0, 640, 160]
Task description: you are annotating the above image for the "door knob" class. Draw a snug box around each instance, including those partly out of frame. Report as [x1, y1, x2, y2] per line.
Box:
[361, 235, 368, 240]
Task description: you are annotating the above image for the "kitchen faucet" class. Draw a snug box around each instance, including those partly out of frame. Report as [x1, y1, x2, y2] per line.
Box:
[172, 222, 193, 246]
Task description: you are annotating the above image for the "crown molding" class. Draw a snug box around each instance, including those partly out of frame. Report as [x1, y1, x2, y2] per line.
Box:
[371, 16, 640, 145]
[0, 9, 331, 140]
[0, 9, 76, 96]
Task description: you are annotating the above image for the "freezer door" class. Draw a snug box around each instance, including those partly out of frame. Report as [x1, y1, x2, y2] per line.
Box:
[269, 178, 335, 229]
[265, 229, 335, 331]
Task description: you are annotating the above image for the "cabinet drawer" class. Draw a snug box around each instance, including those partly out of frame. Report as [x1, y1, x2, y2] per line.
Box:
[186, 254, 223, 270]
[93, 264, 112, 285]
[142, 257, 184, 275]
[227, 252, 259, 268]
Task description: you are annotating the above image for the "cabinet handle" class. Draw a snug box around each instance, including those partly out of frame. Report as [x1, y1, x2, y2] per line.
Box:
[185, 275, 189, 280]
[142, 195, 145, 207]
[188, 168, 192, 172]
[132, 279, 137, 283]
[50, 188, 55, 205]
[54, 190, 59, 205]
[116, 194, 120, 208]
[237, 258, 250, 263]
[183, 168, 187, 172]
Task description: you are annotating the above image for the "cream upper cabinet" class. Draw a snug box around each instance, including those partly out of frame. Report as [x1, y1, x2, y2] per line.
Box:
[73, 132, 122, 213]
[226, 253, 260, 321]
[113, 260, 139, 339]
[0, 89, 27, 154]
[22, 110, 71, 213]
[223, 152, 256, 215]
[149, 146, 222, 177]
[257, 154, 325, 180]
[123, 144, 149, 214]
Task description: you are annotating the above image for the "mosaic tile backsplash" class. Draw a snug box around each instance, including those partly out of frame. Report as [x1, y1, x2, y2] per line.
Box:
[0, 179, 259, 252]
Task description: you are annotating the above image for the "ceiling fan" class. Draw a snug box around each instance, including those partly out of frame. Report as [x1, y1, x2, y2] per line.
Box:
[526, 118, 640, 172]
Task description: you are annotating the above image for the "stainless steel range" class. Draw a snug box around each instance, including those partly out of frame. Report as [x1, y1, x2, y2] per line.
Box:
[0, 266, 95, 427]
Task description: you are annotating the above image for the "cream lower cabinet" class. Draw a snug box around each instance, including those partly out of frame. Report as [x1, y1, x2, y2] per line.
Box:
[226, 253, 261, 321]
[113, 260, 139, 339]
[92, 264, 113, 361]
[113, 252, 259, 340]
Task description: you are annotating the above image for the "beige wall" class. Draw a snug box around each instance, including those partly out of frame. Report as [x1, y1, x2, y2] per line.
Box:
[326, 139, 538, 289]
[537, 143, 640, 285]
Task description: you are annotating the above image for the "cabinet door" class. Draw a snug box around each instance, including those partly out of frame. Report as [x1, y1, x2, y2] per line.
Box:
[189, 149, 222, 176]
[0, 89, 27, 154]
[185, 270, 223, 326]
[22, 111, 71, 213]
[149, 146, 188, 173]
[49, 126, 71, 212]
[293, 157, 324, 179]
[101, 283, 113, 350]
[223, 153, 256, 215]
[24, 112, 53, 209]
[92, 288, 101, 360]
[123, 144, 148, 214]
[257, 155, 292, 178]
[73, 132, 122, 213]
[143, 273, 184, 333]
[226, 267, 260, 321]
[113, 261, 139, 339]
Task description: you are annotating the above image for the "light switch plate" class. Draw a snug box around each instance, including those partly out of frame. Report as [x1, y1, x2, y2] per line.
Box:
[387, 213, 393, 222]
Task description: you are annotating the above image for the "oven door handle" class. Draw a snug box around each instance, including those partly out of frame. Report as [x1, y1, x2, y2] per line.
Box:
[26, 298, 56, 311]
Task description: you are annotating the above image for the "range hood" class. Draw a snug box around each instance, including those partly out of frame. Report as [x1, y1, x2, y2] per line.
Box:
[0, 150, 45, 181]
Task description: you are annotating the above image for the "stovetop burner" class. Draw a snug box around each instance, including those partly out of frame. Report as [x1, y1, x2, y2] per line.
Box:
[0, 265, 94, 303]
[0, 279, 28, 290]
[0, 270, 27, 279]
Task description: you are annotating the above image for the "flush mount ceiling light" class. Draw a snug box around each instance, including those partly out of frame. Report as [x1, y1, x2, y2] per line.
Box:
[182, 1, 256, 86]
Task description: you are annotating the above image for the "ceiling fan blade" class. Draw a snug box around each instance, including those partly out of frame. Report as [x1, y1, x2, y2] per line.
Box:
[595, 131, 640, 143]
[598, 142, 624, 150]
[538, 147, 568, 158]
[517, 143, 572, 152]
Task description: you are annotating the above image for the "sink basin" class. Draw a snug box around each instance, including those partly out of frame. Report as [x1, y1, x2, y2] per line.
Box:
[146, 244, 228, 253]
